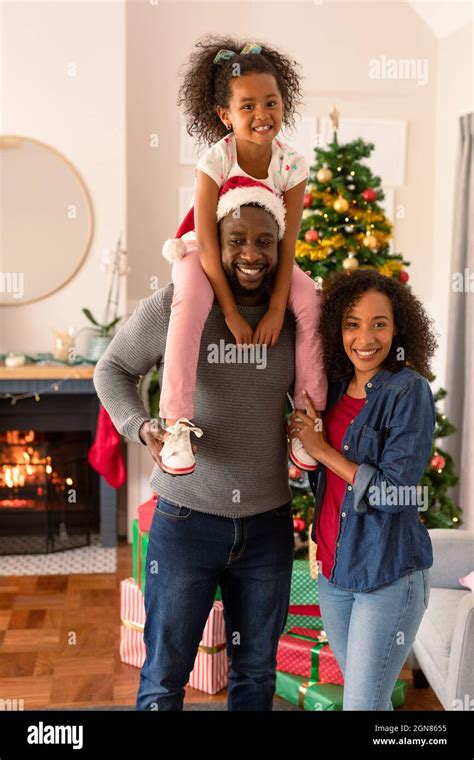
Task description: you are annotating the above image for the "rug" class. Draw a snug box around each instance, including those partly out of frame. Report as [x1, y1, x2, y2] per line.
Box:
[0, 534, 117, 575]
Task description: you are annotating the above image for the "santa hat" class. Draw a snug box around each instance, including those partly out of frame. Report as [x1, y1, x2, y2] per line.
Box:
[162, 175, 286, 263]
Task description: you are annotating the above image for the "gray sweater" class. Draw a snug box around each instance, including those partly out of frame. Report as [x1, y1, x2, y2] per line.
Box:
[93, 283, 296, 517]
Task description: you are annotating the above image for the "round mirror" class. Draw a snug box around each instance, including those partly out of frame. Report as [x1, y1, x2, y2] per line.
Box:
[0, 135, 94, 306]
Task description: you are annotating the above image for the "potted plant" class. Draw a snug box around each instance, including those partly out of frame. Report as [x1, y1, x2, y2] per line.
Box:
[83, 233, 130, 361]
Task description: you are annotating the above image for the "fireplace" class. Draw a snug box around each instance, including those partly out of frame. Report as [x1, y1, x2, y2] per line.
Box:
[0, 428, 95, 554]
[0, 372, 118, 554]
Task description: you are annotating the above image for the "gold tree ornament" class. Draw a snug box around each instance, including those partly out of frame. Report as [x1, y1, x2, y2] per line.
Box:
[334, 196, 349, 213]
[342, 253, 359, 270]
[364, 234, 379, 250]
[317, 167, 333, 183]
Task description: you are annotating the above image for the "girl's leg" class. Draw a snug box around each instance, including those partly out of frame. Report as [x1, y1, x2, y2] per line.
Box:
[159, 243, 214, 422]
[343, 569, 430, 710]
[287, 266, 328, 412]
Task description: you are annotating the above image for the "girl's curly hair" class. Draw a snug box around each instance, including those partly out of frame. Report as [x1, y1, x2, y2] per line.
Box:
[176, 34, 304, 149]
[319, 270, 438, 382]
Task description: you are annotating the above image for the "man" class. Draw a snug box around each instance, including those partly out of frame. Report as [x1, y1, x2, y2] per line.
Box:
[93, 177, 299, 710]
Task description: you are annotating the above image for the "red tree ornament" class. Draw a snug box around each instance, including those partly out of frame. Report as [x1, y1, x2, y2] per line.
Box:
[305, 229, 319, 243]
[431, 454, 446, 471]
[303, 193, 313, 208]
[399, 270, 409, 284]
[361, 188, 377, 202]
[293, 517, 306, 533]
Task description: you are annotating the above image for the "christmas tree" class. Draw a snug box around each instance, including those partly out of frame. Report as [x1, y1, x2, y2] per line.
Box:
[288, 464, 314, 557]
[296, 106, 410, 286]
[420, 383, 462, 529]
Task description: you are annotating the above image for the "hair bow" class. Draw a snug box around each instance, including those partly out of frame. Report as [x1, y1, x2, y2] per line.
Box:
[213, 42, 262, 65]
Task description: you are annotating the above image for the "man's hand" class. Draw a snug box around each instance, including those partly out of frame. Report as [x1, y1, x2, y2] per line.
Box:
[139, 420, 167, 468]
[225, 311, 254, 346]
[139, 419, 197, 472]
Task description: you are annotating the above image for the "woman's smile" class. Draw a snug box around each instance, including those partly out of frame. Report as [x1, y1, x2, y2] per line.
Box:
[352, 347, 381, 362]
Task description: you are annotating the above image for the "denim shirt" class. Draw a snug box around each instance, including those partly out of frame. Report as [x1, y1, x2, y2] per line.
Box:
[308, 367, 435, 592]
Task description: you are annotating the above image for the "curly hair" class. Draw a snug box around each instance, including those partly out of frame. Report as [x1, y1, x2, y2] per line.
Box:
[176, 34, 304, 149]
[319, 270, 438, 382]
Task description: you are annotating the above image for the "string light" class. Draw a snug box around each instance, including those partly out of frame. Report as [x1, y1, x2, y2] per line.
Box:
[0, 379, 69, 405]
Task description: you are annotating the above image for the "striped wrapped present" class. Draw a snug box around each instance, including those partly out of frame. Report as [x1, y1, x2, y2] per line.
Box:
[120, 577, 146, 667]
[188, 600, 228, 695]
[119, 579, 228, 694]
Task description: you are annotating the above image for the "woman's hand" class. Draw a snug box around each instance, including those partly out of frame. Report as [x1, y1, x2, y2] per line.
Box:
[288, 391, 328, 460]
[253, 307, 285, 346]
[225, 311, 255, 346]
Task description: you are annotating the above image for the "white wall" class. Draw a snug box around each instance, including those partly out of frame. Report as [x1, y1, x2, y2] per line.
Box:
[0, 1, 127, 358]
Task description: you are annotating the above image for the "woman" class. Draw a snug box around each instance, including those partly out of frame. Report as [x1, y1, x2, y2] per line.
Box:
[288, 269, 438, 710]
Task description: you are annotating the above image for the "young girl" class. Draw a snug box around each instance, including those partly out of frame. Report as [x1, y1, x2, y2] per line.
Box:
[288, 269, 437, 710]
[159, 35, 327, 474]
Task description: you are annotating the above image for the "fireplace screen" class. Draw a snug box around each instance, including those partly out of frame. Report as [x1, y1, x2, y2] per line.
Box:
[0, 429, 93, 554]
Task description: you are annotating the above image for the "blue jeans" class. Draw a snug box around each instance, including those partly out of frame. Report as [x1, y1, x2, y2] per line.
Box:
[317, 568, 430, 710]
[136, 496, 295, 711]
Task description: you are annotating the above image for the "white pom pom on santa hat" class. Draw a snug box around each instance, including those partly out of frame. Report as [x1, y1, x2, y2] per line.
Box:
[162, 237, 187, 263]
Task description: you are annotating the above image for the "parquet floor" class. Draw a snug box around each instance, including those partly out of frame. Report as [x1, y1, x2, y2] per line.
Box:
[0, 539, 443, 710]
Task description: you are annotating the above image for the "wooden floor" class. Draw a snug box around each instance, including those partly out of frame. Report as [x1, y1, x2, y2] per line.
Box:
[0, 539, 443, 710]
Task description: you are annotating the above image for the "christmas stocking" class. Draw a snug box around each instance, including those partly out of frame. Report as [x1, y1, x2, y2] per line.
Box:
[88, 404, 126, 488]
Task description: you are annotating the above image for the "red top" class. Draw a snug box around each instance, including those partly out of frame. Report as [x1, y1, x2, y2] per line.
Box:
[316, 393, 366, 579]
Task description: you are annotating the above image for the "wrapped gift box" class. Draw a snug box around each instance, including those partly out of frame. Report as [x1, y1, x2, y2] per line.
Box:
[276, 670, 407, 711]
[277, 627, 344, 685]
[284, 604, 323, 633]
[290, 560, 319, 606]
[120, 577, 146, 668]
[132, 518, 149, 593]
[188, 600, 228, 695]
[138, 493, 158, 532]
[119, 579, 228, 694]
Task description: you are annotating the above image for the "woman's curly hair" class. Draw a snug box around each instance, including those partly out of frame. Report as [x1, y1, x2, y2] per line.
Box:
[176, 34, 304, 149]
[319, 270, 438, 382]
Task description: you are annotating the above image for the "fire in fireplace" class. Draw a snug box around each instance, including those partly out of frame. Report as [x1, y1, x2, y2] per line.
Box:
[0, 429, 96, 554]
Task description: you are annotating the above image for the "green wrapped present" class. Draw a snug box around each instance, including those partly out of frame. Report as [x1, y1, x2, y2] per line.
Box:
[290, 560, 319, 606]
[132, 518, 149, 593]
[275, 670, 407, 711]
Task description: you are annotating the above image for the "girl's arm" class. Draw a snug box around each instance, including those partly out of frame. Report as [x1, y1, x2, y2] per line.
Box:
[253, 179, 306, 345]
[194, 170, 254, 344]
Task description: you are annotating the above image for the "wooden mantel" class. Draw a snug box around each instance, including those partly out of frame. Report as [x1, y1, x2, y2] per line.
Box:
[0, 364, 95, 380]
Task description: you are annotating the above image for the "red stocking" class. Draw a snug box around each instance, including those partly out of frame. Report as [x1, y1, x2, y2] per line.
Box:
[88, 404, 126, 488]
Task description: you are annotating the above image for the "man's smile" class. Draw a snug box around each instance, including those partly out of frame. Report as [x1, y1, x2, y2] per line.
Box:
[234, 261, 267, 282]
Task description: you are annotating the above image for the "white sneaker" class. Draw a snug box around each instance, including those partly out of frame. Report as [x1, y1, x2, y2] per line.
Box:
[160, 418, 203, 475]
[289, 434, 319, 472]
